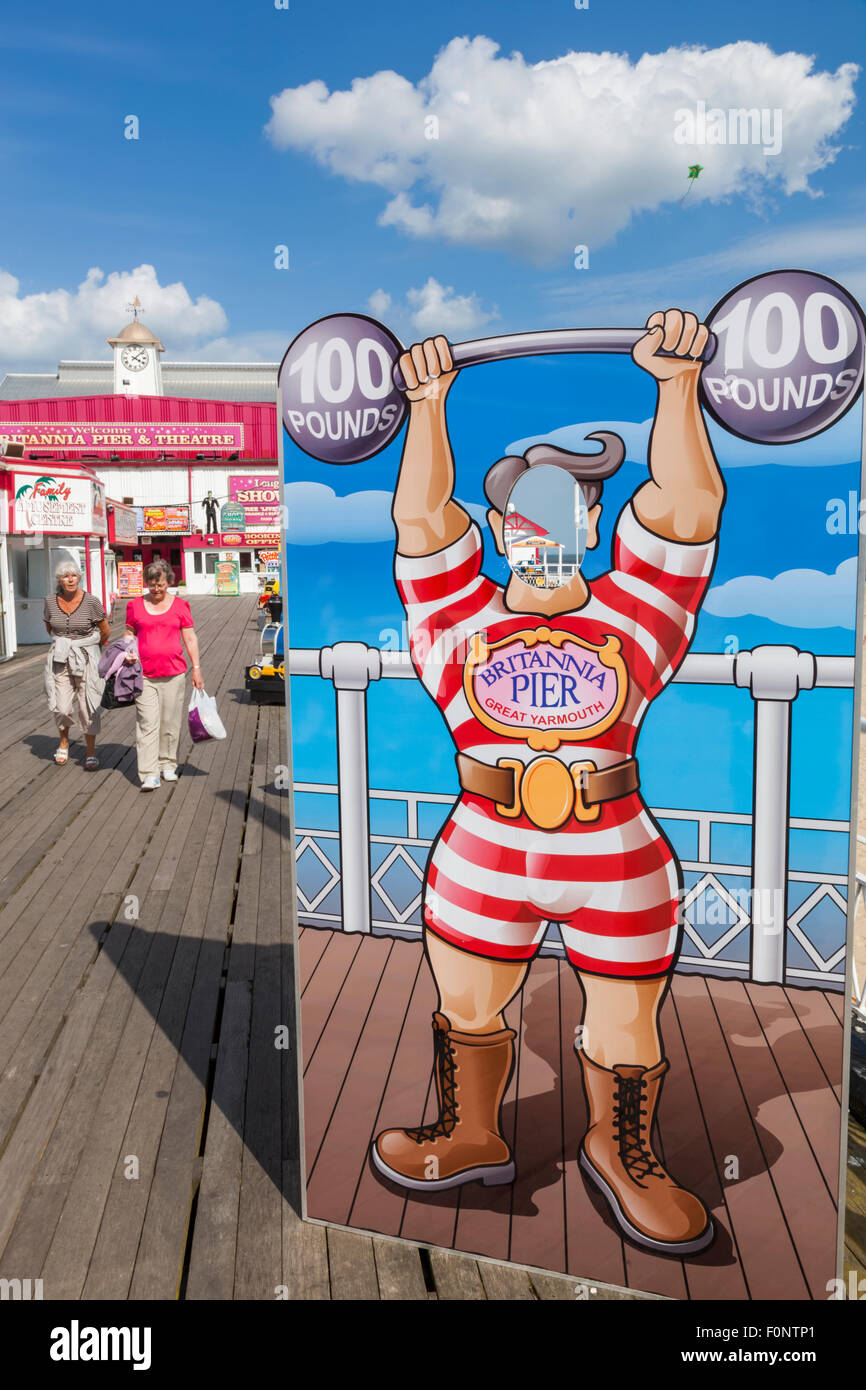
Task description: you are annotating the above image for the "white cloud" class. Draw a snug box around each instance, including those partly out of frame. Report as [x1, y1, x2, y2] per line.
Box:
[704, 557, 858, 628]
[265, 36, 858, 262]
[405, 277, 497, 336]
[368, 289, 392, 319]
[508, 404, 863, 469]
[0, 263, 227, 370]
[367, 276, 497, 340]
[285, 481, 485, 545]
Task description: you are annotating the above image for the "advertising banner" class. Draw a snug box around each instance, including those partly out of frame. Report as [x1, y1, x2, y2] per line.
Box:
[279, 269, 865, 1300]
[117, 561, 143, 598]
[229, 474, 280, 527]
[141, 505, 190, 534]
[215, 557, 240, 596]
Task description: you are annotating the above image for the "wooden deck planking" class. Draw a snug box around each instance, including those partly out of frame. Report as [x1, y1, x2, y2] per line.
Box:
[127, 673, 260, 1298]
[3, 603, 254, 1295]
[233, 707, 288, 1301]
[82, 687, 256, 1297]
[783, 986, 844, 1099]
[708, 977, 839, 1300]
[5, 602, 256, 1296]
[347, 949, 435, 1238]
[745, 981, 842, 1194]
[671, 975, 810, 1299]
[306, 936, 421, 1224]
[658, 986, 749, 1301]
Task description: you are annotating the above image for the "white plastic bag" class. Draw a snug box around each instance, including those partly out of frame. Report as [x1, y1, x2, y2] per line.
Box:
[188, 688, 227, 742]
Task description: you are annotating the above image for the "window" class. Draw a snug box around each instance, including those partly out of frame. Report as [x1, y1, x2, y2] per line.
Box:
[205, 553, 216, 575]
[193, 552, 203, 574]
[239, 550, 252, 571]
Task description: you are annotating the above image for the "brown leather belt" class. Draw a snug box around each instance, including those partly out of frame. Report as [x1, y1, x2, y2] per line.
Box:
[456, 752, 639, 830]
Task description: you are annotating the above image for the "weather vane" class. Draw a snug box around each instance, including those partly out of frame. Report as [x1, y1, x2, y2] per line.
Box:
[124, 295, 144, 320]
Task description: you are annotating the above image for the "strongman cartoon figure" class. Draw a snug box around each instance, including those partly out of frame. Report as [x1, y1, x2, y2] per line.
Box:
[370, 310, 725, 1256]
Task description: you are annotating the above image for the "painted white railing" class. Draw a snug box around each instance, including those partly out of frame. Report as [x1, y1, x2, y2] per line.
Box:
[289, 643, 855, 988]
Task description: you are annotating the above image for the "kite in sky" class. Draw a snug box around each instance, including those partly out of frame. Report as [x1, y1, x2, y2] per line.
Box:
[680, 164, 704, 203]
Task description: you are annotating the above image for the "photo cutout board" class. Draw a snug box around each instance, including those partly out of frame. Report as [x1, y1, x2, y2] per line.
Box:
[279, 269, 865, 1300]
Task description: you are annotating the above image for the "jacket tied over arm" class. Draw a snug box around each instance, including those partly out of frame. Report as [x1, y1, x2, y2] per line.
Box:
[45, 629, 106, 722]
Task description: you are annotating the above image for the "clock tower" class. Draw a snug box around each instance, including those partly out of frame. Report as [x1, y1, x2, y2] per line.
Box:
[107, 299, 165, 395]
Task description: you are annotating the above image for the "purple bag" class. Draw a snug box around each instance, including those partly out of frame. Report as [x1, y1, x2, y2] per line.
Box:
[188, 689, 226, 743]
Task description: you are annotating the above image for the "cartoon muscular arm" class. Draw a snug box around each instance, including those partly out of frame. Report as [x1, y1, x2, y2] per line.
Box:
[631, 310, 726, 544]
[392, 336, 470, 557]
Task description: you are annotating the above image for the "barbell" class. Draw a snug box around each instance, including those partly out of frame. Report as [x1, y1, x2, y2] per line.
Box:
[278, 269, 865, 465]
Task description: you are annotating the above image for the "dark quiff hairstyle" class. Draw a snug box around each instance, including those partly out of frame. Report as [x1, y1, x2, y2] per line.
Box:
[483, 432, 626, 513]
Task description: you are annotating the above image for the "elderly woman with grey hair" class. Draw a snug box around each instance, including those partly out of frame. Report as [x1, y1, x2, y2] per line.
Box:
[43, 559, 111, 768]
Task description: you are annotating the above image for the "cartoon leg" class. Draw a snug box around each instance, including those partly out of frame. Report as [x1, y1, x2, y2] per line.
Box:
[371, 932, 528, 1192]
[574, 969, 714, 1255]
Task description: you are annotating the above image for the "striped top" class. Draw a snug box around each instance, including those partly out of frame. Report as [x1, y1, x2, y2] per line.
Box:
[43, 591, 106, 639]
[395, 502, 716, 777]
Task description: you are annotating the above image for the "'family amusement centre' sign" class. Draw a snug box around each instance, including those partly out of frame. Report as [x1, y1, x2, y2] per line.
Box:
[13, 473, 107, 535]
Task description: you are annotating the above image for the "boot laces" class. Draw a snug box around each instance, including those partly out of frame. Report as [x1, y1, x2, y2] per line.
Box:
[407, 1027, 458, 1143]
[612, 1074, 661, 1183]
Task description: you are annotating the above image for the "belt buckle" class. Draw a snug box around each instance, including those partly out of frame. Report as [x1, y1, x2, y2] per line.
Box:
[494, 755, 599, 829]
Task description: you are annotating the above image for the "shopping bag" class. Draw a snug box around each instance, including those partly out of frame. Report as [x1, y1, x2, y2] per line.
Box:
[100, 674, 125, 710]
[188, 689, 227, 742]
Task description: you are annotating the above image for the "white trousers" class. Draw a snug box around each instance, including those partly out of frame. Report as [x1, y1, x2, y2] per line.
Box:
[52, 661, 102, 736]
[135, 673, 186, 779]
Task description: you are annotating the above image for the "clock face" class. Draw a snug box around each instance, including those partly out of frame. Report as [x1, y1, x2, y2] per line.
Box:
[121, 345, 149, 372]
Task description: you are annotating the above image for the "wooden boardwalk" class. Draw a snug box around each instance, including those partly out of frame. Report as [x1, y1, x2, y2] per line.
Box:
[0, 593, 861, 1300]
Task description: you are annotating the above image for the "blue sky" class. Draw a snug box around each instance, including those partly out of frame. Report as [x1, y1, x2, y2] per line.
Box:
[0, 0, 864, 366]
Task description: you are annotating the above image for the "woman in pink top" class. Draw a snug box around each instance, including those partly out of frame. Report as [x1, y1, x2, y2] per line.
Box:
[124, 559, 204, 791]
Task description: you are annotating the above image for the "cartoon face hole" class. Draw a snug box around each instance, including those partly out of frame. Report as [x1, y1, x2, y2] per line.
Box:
[503, 465, 589, 590]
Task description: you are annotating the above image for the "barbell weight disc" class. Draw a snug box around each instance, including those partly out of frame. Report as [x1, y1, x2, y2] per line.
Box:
[699, 269, 865, 445]
[278, 313, 407, 465]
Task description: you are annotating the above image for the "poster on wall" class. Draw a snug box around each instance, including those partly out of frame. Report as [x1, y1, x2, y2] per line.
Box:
[215, 556, 240, 596]
[117, 561, 143, 598]
[141, 505, 190, 534]
[279, 255, 865, 1298]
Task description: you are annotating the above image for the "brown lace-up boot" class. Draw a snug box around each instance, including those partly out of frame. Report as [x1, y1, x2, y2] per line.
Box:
[577, 1051, 714, 1254]
[372, 1012, 516, 1191]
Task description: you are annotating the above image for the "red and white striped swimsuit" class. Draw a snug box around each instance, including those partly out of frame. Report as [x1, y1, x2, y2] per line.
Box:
[395, 502, 715, 978]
